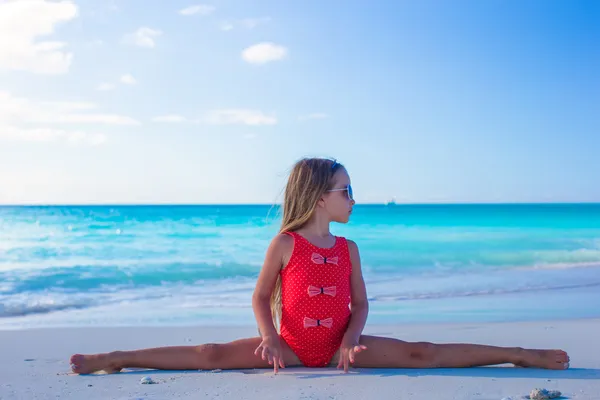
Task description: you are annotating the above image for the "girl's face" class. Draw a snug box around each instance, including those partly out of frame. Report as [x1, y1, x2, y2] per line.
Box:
[323, 168, 355, 224]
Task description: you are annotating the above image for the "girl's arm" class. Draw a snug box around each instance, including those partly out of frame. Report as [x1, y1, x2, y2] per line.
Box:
[344, 239, 369, 341]
[252, 233, 290, 339]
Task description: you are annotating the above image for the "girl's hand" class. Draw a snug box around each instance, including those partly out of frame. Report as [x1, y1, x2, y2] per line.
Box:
[254, 335, 285, 373]
[337, 334, 367, 373]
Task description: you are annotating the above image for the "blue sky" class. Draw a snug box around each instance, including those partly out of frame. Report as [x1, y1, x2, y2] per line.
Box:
[0, 0, 598, 204]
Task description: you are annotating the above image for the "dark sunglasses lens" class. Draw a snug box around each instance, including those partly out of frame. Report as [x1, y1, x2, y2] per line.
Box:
[348, 185, 353, 200]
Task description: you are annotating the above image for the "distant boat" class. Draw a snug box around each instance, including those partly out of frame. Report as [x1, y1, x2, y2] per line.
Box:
[385, 197, 397, 206]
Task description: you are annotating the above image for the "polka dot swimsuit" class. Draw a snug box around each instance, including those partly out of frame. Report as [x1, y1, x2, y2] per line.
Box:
[279, 231, 352, 367]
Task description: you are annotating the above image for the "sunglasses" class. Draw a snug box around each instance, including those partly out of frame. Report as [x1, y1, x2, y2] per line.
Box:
[328, 160, 353, 200]
[327, 184, 354, 200]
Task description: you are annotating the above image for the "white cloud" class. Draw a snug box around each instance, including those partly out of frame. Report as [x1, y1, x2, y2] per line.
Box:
[0, 91, 140, 145]
[220, 17, 271, 31]
[201, 109, 277, 126]
[152, 115, 188, 123]
[96, 83, 116, 91]
[179, 4, 215, 16]
[67, 131, 107, 145]
[41, 101, 96, 111]
[299, 113, 329, 121]
[219, 22, 234, 31]
[241, 42, 288, 65]
[240, 17, 271, 29]
[97, 74, 136, 91]
[108, 0, 120, 12]
[152, 111, 277, 126]
[1, 126, 106, 146]
[0, 0, 78, 75]
[122, 27, 162, 48]
[120, 74, 137, 85]
[43, 114, 139, 125]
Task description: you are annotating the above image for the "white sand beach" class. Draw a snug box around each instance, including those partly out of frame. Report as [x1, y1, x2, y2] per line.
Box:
[2, 318, 599, 400]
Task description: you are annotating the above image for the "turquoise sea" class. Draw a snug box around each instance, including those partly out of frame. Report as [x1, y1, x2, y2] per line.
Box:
[1, 204, 600, 329]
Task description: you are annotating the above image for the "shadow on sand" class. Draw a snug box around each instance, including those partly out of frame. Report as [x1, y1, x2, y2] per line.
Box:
[82, 366, 600, 381]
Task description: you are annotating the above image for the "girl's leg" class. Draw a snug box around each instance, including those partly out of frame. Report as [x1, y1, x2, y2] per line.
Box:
[70, 337, 302, 374]
[346, 335, 570, 370]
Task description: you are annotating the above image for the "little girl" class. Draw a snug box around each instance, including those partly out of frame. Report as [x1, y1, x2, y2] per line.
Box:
[70, 157, 570, 374]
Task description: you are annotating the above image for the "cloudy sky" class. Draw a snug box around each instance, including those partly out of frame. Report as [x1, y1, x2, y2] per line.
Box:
[0, 0, 598, 204]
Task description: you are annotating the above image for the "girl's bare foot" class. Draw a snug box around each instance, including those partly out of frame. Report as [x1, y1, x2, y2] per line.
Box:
[514, 349, 570, 370]
[70, 353, 122, 374]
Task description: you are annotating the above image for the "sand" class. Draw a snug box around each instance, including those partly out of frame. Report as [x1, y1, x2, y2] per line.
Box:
[1, 319, 599, 400]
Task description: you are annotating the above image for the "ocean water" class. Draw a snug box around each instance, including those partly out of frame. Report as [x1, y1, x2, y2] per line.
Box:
[1, 204, 600, 329]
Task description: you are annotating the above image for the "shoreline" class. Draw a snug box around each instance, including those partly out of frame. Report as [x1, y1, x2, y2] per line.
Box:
[3, 283, 600, 331]
[4, 312, 600, 332]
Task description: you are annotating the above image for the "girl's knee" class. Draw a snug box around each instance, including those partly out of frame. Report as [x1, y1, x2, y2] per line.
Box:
[408, 342, 438, 367]
[194, 343, 223, 369]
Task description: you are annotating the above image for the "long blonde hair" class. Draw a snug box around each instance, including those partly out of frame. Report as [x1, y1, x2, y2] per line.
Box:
[270, 157, 343, 330]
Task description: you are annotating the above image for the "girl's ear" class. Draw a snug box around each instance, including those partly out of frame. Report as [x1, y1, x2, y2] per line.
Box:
[317, 196, 326, 208]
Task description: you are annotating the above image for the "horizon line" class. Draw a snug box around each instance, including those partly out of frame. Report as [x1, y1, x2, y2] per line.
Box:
[1, 202, 599, 207]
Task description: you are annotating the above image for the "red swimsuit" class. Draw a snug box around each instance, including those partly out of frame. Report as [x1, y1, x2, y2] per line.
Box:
[279, 231, 352, 367]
